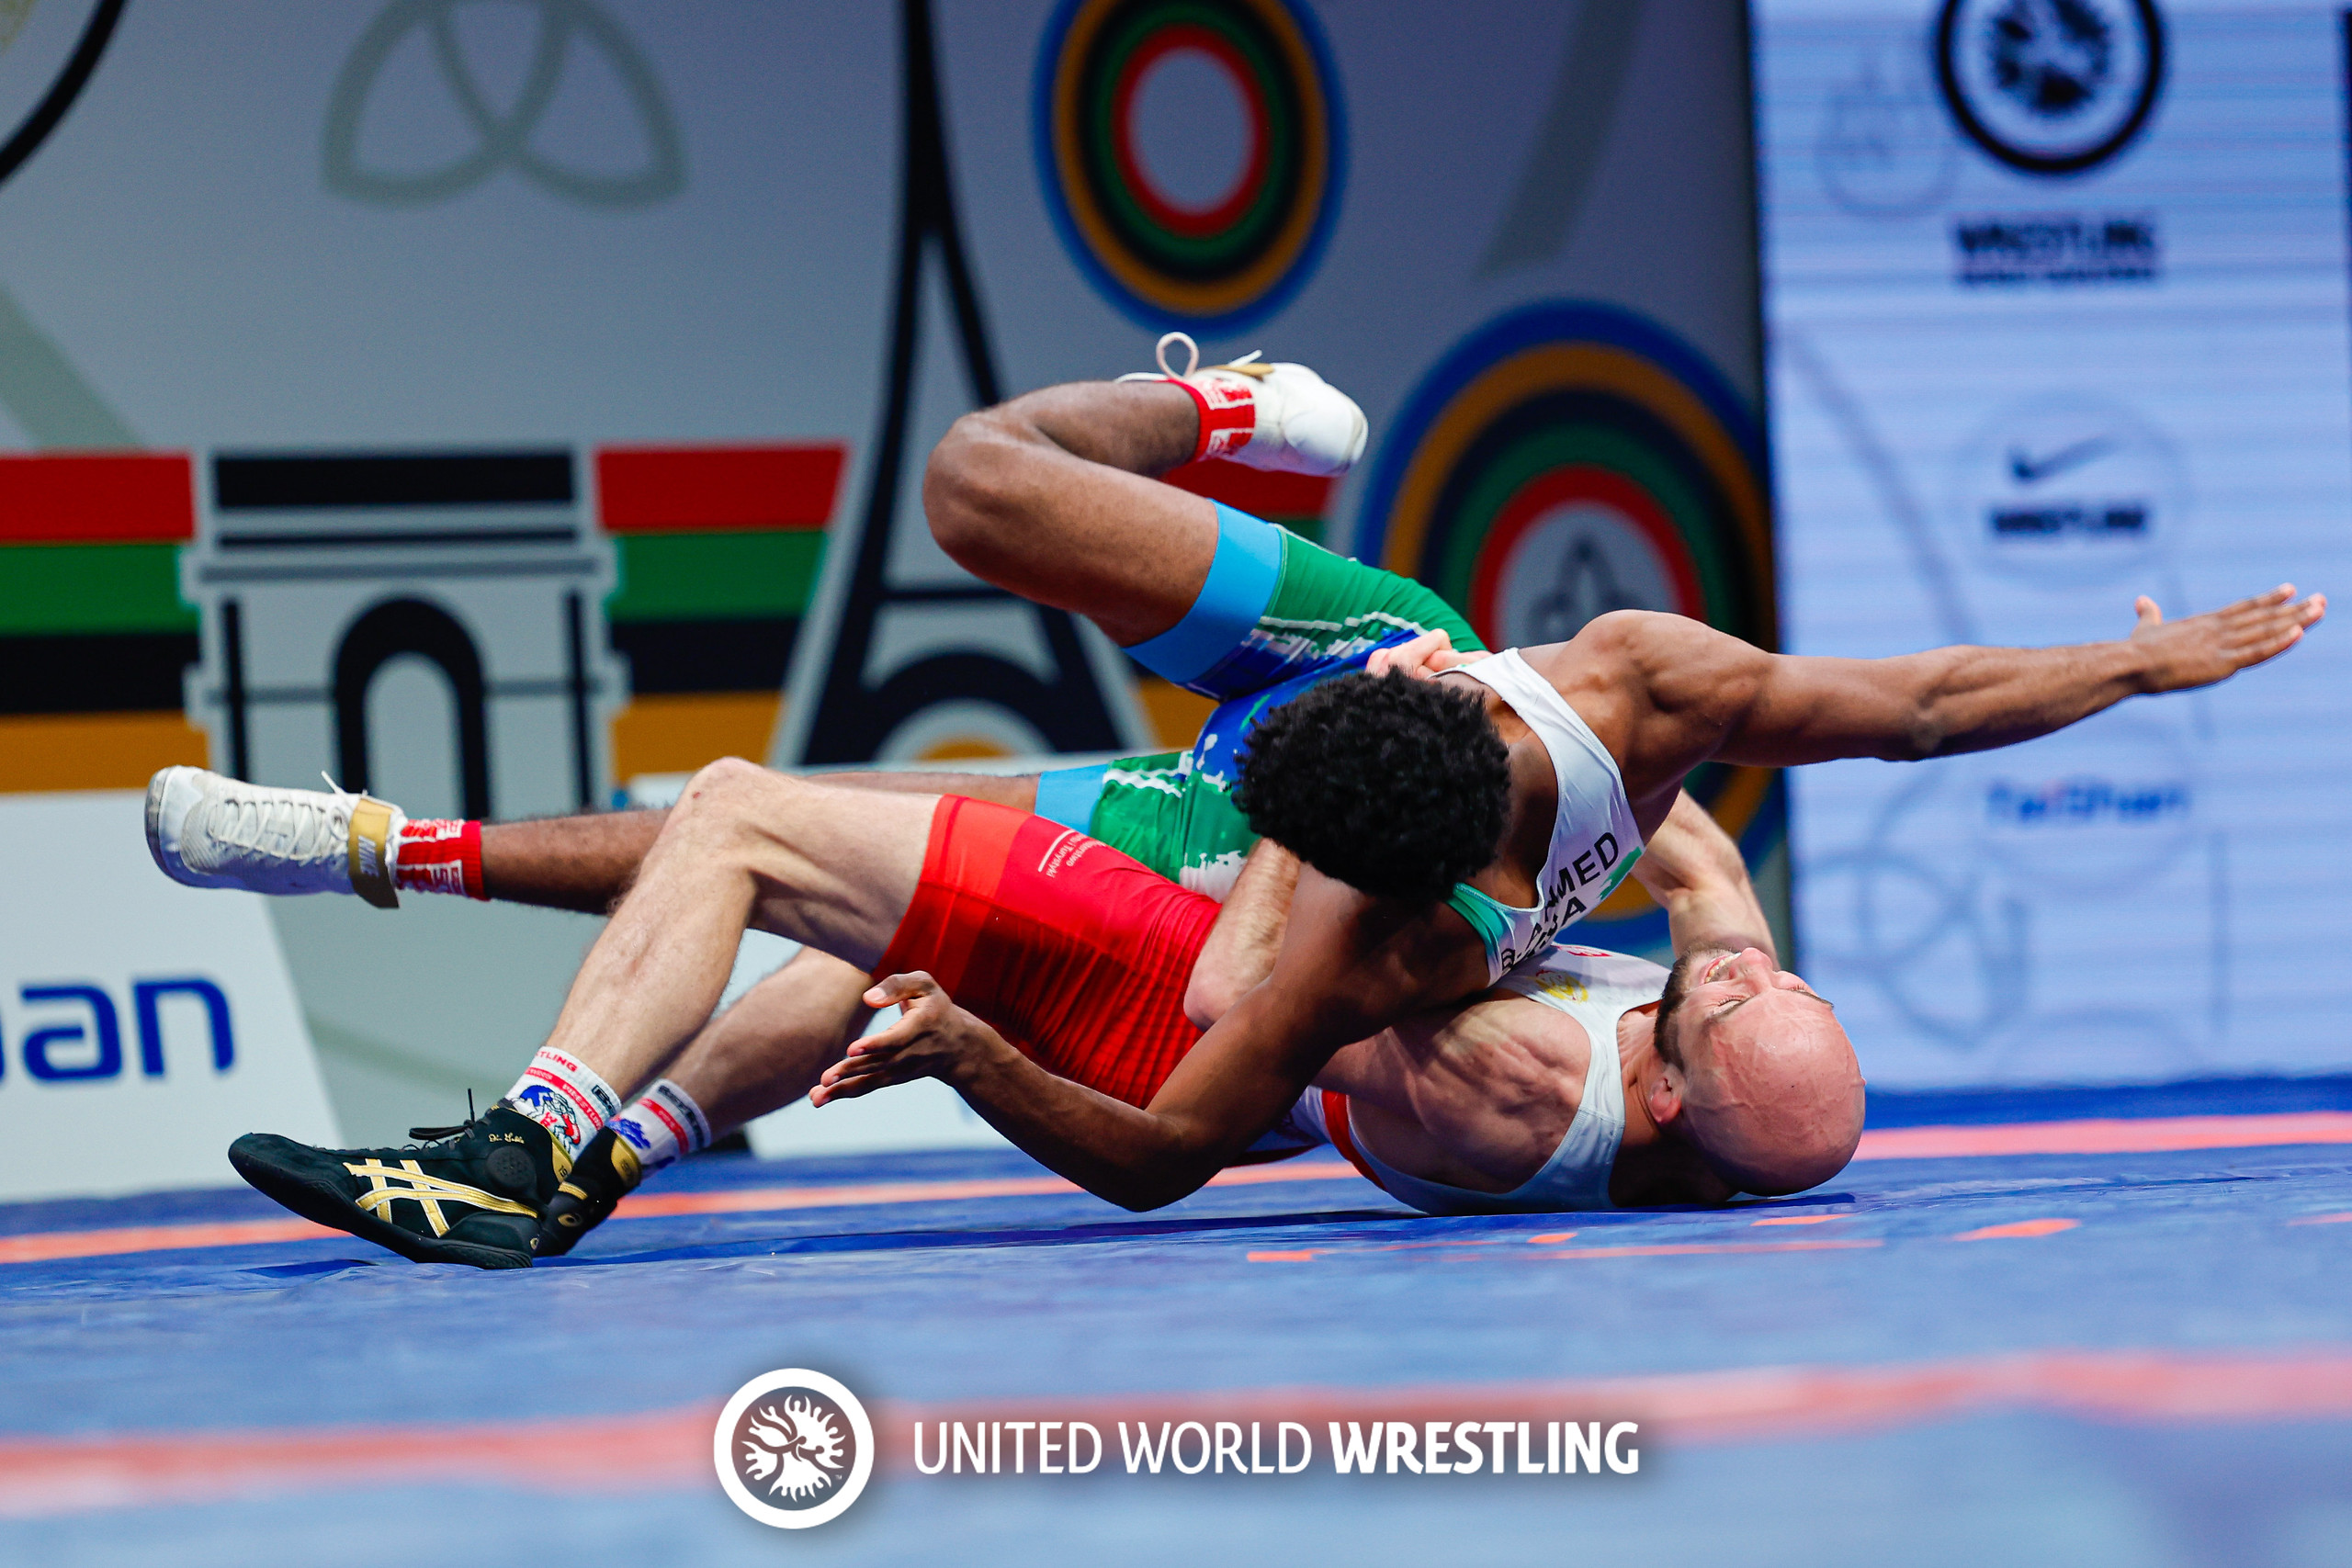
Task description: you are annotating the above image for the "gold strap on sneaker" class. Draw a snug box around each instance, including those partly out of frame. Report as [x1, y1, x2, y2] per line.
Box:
[346, 796, 401, 910]
[344, 1158, 537, 1237]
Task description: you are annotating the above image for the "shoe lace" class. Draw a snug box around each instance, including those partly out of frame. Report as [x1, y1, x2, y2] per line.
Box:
[1115, 332, 1262, 383]
[406, 1090, 481, 1145]
[199, 773, 355, 869]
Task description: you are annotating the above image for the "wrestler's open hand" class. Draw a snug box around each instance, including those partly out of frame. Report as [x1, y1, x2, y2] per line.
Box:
[809, 972, 1012, 1106]
[2130, 584, 2325, 692]
[1365, 626, 1489, 682]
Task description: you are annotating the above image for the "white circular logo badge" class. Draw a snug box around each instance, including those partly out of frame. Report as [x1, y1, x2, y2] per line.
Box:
[714, 1369, 876, 1529]
[1936, 0, 2164, 175]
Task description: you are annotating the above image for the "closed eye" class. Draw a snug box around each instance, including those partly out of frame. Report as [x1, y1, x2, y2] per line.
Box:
[1713, 987, 1834, 1020]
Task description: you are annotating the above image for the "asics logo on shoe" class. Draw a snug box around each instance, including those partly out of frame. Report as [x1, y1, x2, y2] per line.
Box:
[343, 1159, 537, 1238]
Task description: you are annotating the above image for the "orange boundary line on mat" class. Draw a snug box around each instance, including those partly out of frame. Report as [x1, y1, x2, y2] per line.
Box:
[1851, 1111, 2352, 1160]
[10, 1110, 2352, 1266]
[0, 1218, 338, 1266]
[0, 1161, 1369, 1265]
[6, 1347, 2351, 1517]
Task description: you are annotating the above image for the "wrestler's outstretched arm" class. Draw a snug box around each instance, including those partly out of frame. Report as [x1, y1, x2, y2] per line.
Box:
[1629, 792, 1776, 964]
[1585, 585, 2324, 812]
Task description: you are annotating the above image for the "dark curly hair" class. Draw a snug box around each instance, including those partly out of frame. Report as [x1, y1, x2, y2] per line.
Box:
[1234, 671, 1511, 904]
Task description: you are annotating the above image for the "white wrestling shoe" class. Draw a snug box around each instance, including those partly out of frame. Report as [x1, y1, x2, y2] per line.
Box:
[145, 766, 402, 908]
[1120, 332, 1367, 476]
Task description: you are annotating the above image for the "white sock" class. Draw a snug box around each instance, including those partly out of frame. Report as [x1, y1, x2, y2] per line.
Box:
[609, 1078, 713, 1178]
[504, 1046, 622, 1161]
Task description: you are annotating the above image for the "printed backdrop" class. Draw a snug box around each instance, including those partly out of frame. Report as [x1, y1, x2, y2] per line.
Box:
[1755, 0, 2352, 1086]
[0, 0, 1771, 1141]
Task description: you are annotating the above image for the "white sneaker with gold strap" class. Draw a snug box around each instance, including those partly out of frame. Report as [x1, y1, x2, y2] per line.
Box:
[145, 765, 401, 909]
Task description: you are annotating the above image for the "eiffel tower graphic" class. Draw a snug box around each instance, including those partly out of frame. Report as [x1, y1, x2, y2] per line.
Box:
[1530, 534, 1645, 644]
[776, 0, 1145, 766]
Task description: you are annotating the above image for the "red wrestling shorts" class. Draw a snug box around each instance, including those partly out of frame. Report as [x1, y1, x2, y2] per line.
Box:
[872, 796, 1221, 1109]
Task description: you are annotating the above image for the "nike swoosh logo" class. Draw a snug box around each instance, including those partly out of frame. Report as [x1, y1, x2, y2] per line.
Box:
[2008, 435, 2116, 484]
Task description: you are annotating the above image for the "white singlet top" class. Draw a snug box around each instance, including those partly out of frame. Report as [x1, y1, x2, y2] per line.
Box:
[1260, 944, 1668, 1215]
[1438, 650, 1645, 984]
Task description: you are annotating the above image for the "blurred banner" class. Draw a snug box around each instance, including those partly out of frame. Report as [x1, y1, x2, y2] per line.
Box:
[0, 0, 1770, 1142]
[0, 792, 339, 1201]
[1754, 0, 2352, 1086]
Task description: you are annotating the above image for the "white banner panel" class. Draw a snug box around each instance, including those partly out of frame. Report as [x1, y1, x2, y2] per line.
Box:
[0, 792, 340, 1200]
[1755, 0, 2352, 1086]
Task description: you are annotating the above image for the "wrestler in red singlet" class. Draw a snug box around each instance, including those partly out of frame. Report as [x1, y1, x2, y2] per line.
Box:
[873, 796, 1219, 1111]
[872, 795, 1478, 1190]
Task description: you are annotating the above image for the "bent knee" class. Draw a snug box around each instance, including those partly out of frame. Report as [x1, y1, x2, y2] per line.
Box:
[923, 413, 1034, 569]
[671, 757, 802, 837]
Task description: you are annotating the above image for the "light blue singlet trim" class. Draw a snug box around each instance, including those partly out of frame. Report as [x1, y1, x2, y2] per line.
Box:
[1125, 502, 1283, 686]
[1443, 883, 1535, 975]
[1033, 762, 1111, 832]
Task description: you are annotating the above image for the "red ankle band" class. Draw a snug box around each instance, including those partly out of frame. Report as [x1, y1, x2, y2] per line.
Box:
[394, 818, 487, 900]
[1166, 376, 1257, 463]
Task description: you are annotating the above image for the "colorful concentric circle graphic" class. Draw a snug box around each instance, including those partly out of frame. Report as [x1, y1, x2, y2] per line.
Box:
[1034, 0, 1343, 332]
[1357, 302, 1781, 947]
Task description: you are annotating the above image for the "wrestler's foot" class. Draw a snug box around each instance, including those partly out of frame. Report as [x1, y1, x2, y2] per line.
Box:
[229, 1103, 565, 1269]
[530, 1124, 646, 1258]
[147, 766, 401, 908]
[1122, 332, 1367, 476]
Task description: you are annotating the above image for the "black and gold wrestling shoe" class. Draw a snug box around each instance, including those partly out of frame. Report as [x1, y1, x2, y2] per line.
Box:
[228, 1102, 565, 1270]
[529, 1124, 645, 1258]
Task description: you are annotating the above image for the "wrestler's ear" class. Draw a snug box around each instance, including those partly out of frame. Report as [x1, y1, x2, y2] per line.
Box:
[1645, 1067, 1684, 1130]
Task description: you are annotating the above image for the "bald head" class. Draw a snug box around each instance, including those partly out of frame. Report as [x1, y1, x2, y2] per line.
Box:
[1652, 948, 1864, 1196]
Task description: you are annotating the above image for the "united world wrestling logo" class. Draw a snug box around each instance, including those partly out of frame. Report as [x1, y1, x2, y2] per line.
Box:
[323, 0, 684, 209]
[741, 1397, 846, 1501]
[1356, 301, 1781, 950]
[715, 1369, 875, 1529]
[1035, 0, 1343, 332]
[1935, 0, 2165, 175]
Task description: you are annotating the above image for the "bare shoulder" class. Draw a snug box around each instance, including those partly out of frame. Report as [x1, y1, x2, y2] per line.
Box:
[1523, 612, 1761, 701]
[1519, 614, 1770, 804]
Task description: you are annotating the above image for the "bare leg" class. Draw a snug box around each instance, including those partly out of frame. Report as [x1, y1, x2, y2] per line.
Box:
[662, 948, 876, 1134]
[536, 760, 935, 1101]
[924, 381, 1221, 647]
[481, 809, 664, 915]
[478, 769, 1037, 915]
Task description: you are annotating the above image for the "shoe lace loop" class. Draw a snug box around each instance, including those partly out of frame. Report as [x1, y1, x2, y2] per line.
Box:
[1114, 332, 1263, 384]
[1154, 331, 1199, 379]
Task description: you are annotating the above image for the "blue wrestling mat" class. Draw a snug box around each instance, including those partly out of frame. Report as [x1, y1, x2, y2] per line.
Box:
[6, 1078, 2352, 1567]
